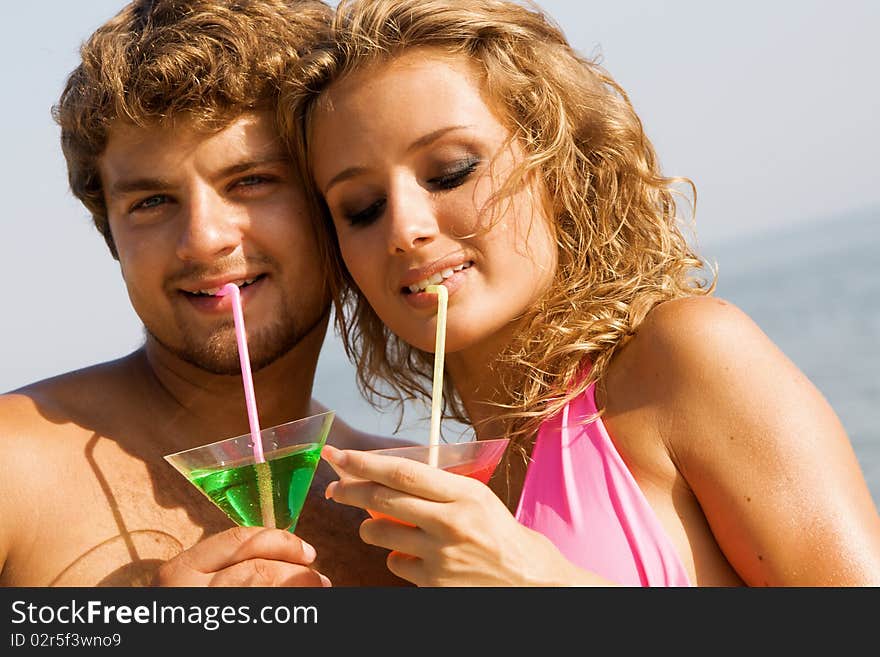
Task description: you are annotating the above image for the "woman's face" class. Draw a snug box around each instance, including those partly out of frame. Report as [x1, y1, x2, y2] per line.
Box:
[309, 49, 557, 356]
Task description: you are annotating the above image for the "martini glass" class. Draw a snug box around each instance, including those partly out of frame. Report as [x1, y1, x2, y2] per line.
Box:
[164, 411, 334, 532]
[365, 437, 510, 522]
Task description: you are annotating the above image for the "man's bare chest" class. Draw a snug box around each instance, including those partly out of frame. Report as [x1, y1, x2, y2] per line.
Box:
[5, 445, 229, 586]
[5, 449, 404, 587]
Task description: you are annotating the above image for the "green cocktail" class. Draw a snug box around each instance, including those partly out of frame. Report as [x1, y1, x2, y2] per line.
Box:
[164, 411, 334, 532]
[188, 441, 323, 531]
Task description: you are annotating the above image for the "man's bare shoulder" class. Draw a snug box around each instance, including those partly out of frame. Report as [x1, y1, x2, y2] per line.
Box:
[0, 354, 148, 577]
[0, 352, 144, 435]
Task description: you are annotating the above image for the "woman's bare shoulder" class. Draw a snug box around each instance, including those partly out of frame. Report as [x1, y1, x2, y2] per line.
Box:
[622, 295, 798, 395]
[619, 297, 880, 584]
[609, 293, 849, 489]
[635, 295, 765, 359]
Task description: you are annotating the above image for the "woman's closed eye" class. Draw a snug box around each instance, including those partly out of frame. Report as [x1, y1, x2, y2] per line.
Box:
[344, 197, 386, 226]
[338, 158, 481, 227]
[428, 158, 480, 190]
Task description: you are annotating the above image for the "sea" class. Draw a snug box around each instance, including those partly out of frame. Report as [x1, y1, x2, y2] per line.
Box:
[313, 206, 880, 508]
[704, 207, 880, 509]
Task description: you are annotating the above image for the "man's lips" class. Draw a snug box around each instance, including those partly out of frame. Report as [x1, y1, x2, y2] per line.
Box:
[178, 273, 265, 297]
[177, 274, 267, 312]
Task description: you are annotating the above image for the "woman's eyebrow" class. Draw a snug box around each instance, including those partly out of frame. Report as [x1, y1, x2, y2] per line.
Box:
[323, 125, 473, 194]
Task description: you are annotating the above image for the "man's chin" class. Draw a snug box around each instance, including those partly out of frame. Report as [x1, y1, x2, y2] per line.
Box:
[187, 356, 244, 376]
[172, 344, 246, 376]
[147, 323, 301, 376]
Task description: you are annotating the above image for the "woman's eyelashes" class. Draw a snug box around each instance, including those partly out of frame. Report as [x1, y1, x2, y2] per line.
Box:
[428, 157, 480, 190]
[340, 158, 482, 227]
[345, 198, 386, 226]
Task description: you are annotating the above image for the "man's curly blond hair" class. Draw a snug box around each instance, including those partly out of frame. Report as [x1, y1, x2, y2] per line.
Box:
[53, 0, 332, 257]
[284, 0, 715, 451]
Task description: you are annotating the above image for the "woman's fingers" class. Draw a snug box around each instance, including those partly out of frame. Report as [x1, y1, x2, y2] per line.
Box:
[321, 444, 472, 502]
[325, 477, 446, 530]
[359, 517, 431, 557]
[385, 551, 426, 585]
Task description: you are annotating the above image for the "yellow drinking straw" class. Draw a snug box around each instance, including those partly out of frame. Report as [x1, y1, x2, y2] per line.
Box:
[425, 284, 448, 468]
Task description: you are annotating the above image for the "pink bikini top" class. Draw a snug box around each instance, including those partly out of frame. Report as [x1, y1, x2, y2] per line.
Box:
[514, 380, 692, 587]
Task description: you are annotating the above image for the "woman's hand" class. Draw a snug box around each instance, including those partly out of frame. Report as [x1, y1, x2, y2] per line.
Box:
[322, 445, 600, 586]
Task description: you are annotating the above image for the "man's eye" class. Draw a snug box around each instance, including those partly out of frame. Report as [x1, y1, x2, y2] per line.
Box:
[131, 195, 168, 212]
[235, 175, 269, 187]
[429, 159, 480, 190]
[344, 198, 386, 227]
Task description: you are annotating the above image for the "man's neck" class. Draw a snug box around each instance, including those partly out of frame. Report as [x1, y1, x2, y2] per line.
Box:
[139, 315, 329, 446]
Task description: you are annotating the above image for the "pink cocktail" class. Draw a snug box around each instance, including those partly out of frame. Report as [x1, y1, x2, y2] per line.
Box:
[365, 438, 510, 523]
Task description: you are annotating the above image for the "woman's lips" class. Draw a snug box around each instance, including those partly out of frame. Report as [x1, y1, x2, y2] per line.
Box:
[402, 266, 468, 309]
[402, 261, 473, 294]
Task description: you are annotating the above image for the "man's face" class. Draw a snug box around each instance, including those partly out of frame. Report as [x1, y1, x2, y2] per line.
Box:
[99, 111, 328, 374]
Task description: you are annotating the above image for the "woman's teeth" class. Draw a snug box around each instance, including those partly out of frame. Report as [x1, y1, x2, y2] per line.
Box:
[408, 262, 471, 293]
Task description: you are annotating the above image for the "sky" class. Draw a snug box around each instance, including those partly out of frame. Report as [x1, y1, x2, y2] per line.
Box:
[1, 1, 878, 435]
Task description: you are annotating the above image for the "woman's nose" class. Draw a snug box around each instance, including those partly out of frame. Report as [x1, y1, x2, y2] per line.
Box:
[385, 181, 439, 254]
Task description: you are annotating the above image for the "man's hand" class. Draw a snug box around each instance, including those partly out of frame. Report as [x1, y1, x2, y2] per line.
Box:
[154, 526, 332, 587]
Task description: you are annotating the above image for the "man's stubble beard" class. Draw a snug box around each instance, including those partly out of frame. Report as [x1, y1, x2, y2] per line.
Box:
[147, 302, 327, 375]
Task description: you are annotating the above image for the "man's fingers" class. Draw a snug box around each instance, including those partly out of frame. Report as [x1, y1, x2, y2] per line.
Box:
[179, 526, 317, 573]
[227, 527, 318, 569]
[209, 559, 332, 587]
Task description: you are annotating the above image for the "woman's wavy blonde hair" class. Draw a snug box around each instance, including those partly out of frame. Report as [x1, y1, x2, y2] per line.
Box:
[283, 0, 715, 450]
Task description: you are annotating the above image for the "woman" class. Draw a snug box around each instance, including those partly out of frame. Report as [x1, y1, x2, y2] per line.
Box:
[283, 0, 880, 586]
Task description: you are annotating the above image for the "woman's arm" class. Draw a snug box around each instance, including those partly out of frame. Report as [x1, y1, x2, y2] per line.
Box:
[638, 296, 880, 585]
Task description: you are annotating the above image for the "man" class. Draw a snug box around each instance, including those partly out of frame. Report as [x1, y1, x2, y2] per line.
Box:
[0, 0, 406, 587]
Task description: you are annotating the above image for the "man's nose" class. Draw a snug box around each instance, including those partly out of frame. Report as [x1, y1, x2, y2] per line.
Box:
[385, 180, 439, 254]
[175, 187, 242, 261]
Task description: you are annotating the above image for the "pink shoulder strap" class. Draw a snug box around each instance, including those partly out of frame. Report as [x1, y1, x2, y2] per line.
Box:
[514, 383, 692, 586]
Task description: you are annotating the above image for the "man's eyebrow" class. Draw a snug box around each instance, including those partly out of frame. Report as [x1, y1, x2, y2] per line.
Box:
[323, 125, 471, 194]
[216, 156, 291, 178]
[107, 177, 173, 196]
[106, 156, 291, 197]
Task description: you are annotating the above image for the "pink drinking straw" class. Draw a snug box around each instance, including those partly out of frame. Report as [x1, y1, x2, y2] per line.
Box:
[217, 283, 265, 464]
